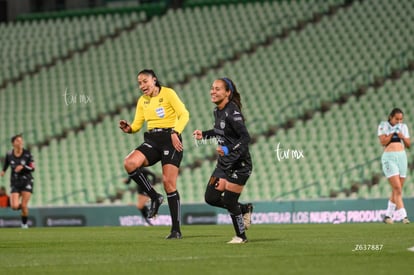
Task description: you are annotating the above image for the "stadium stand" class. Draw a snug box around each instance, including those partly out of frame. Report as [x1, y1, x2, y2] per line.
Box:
[0, 0, 340, 145]
[1, 0, 414, 205]
[0, 11, 148, 87]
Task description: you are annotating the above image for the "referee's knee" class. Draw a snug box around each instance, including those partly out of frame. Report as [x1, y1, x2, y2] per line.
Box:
[162, 178, 176, 193]
[124, 156, 137, 172]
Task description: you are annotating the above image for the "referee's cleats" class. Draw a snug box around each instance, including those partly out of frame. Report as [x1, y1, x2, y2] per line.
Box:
[243, 203, 254, 230]
[227, 236, 248, 244]
[143, 216, 153, 226]
[403, 217, 410, 224]
[148, 193, 164, 218]
[166, 231, 182, 239]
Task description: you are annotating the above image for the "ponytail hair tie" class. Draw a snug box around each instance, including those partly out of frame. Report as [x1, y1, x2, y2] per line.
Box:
[222, 77, 234, 94]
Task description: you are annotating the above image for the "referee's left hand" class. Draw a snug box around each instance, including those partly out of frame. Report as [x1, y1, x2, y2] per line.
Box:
[119, 120, 131, 133]
[171, 133, 183, 152]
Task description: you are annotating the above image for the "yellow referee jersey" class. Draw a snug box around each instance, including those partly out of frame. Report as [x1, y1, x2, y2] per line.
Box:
[130, 86, 189, 134]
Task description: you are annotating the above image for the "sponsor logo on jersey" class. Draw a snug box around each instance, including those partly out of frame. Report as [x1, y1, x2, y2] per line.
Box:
[220, 121, 225, 129]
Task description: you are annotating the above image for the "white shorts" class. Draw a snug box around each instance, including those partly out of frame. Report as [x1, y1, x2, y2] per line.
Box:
[381, 151, 407, 178]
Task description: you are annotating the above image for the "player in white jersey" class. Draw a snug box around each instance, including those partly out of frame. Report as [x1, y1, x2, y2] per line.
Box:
[377, 108, 410, 224]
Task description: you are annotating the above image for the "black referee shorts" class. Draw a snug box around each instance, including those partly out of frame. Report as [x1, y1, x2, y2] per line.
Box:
[136, 130, 183, 168]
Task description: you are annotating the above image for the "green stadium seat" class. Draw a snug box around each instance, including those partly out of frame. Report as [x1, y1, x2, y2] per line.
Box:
[2, 0, 414, 205]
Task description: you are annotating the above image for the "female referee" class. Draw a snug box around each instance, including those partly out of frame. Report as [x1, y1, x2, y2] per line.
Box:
[119, 69, 189, 239]
[0, 134, 35, 228]
[378, 108, 410, 224]
[193, 77, 253, 244]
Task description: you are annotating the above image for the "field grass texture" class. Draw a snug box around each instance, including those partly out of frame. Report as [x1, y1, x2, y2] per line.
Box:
[1, 224, 413, 275]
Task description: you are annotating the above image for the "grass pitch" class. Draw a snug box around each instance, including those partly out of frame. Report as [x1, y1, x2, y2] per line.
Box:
[0, 223, 412, 275]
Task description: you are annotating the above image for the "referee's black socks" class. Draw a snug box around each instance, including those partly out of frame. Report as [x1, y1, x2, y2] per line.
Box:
[129, 168, 158, 199]
[140, 207, 149, 218]
[167, 191, 181, 233]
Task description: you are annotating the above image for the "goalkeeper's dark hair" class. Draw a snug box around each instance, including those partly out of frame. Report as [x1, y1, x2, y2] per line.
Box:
[137, 69, 161, 88]
[221, 77, 242, 111]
